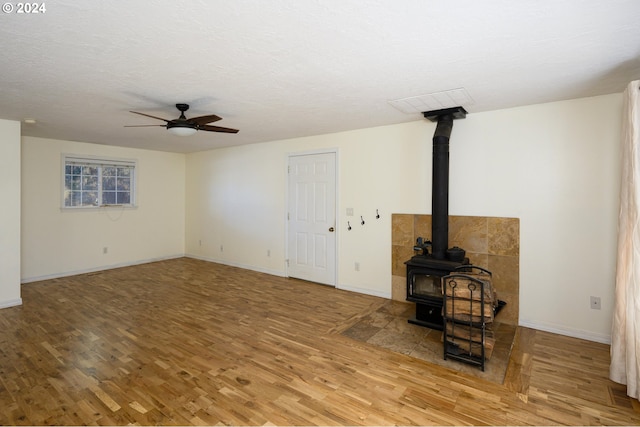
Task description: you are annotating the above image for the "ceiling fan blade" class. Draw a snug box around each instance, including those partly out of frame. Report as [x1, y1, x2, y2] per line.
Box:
[199, 124, 239, 133]
[130, 111, 170, 122]
[187, 114, 223, 125]
[124, 125, 166, 127]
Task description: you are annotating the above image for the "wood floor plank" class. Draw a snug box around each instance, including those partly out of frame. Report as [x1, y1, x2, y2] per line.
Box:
[0, 257, 638, 425]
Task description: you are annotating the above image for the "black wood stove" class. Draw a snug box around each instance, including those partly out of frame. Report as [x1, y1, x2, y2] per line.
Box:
[406, 247, 468, 330]
[406, 107, 468, 330]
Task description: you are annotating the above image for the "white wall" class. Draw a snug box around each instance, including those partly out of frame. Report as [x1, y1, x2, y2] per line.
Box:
[185, 142, 290, 275]
[185, 123, 432, 291]
[185, 93, 622, 343]
[21, 137, 186, 281]
[0, 119, 22, 308]
[451, 96, 621, 344]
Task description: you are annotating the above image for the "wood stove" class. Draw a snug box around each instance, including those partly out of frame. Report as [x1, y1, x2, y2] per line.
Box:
[406, 256, 468, 329]
[405, 107, 468, 330]
[405, 107, 506, 331]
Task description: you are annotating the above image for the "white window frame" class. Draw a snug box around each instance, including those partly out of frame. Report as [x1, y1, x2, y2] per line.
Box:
[61, 154, 138, 209]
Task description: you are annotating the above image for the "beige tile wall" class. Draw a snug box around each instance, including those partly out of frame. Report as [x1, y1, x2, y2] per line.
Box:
[391, 214, 519, 325]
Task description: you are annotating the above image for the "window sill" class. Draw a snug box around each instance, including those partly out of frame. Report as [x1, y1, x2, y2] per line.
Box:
[61, 204, 138, 211]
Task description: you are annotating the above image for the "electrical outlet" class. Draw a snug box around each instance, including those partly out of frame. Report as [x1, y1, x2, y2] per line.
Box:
[590, 296, 601, 310]
[199, 239, 202, 246]
[354, 262, 360, 271]
[220, 245, 224, 252]
[103, 247, 108, 254]
[267, 249, 271, 257]
[346, 208, 354, 216]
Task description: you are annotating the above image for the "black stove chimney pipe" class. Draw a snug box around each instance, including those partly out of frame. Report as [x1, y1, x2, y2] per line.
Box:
[423, 107, 467, 260]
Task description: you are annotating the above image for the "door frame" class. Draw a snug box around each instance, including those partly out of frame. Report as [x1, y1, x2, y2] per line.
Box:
[285, 148, 339, 286]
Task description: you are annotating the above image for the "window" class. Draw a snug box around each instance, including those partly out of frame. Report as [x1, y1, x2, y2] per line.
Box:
[63, 155, 136, 208]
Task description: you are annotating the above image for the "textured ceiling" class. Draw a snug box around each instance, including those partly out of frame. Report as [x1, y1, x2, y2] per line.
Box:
[2, 0, 639, 153]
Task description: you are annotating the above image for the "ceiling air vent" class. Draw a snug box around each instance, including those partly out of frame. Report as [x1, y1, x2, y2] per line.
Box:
[389, 88, 474, 114]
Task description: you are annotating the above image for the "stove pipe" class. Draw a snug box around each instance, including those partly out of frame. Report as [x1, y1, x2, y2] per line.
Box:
[423, 107, 467, 260]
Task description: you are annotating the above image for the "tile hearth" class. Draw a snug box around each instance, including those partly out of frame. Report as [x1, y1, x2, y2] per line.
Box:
[342, 300, 517, 384]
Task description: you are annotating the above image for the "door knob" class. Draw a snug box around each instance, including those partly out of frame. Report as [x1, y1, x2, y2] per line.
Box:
[328, 227, 335, 232]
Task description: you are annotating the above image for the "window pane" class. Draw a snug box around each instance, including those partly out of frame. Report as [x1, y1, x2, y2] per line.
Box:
[71, 176, 81, 190]
[70, 191, 82, 206]
[102, 191, 116, 204]
[117, 177, 130, 191]
[82, 191, 98, 206]
[117, 192, 130, 204]
[118, 167, 131, 177]
[103, 167, 116, 176]
[103, 176, 116, 191]
[83, 166, 98, 176]
[83, 176, 98, 190]
[71, 166, 82, 175]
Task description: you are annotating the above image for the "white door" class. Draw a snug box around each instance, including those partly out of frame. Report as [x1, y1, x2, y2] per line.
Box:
[287, 152, 337, 286]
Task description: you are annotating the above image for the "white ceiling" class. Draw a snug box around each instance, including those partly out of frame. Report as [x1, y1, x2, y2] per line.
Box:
[2, 0, 639, 153]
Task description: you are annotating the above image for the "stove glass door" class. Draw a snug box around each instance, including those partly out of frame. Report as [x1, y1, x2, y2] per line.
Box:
[409, 270, 442, 300]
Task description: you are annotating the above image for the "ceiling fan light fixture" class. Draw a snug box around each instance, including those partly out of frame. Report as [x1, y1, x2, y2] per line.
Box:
[167, 124, 197, 137]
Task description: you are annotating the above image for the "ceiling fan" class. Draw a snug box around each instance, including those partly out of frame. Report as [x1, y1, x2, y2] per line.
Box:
[126, 103, 239, 136]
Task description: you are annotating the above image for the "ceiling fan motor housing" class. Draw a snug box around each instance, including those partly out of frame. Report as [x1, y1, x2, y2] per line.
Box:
[166, 121, 197, 130]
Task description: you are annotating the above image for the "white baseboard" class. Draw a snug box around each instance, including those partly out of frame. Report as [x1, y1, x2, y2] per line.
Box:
[519, 319, 611, 344]
[185, 255, 392, 301]
[0, 298, 23, 309]
[185, 253, 286, 278]
[337, 284, 391, 299]
[20, 254, 185, 284]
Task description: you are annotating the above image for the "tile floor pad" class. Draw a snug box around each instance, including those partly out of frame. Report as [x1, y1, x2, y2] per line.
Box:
[342, 300, 516, 384]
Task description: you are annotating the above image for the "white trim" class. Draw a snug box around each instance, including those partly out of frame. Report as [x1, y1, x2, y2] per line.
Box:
[519, 319, 611, 344]
[187, 255, 390, 300]
[287, 147, 339, 158]
[0, 298, 23, 309]
[337, 283, 391, 299]
[63, 154, 136, 168]
[60, 204, 139, 212]
[334, 150, 340, 287]
[185, 254, 286, 277]
[285, 148, 339, 287]
[20, 254, 184, 284]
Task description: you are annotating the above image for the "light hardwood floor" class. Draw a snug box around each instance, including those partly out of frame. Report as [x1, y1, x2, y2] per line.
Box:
[0, 257, 638, 425]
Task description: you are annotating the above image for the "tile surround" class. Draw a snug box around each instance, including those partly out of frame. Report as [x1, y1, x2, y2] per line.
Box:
[391, 214, 520, 325]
